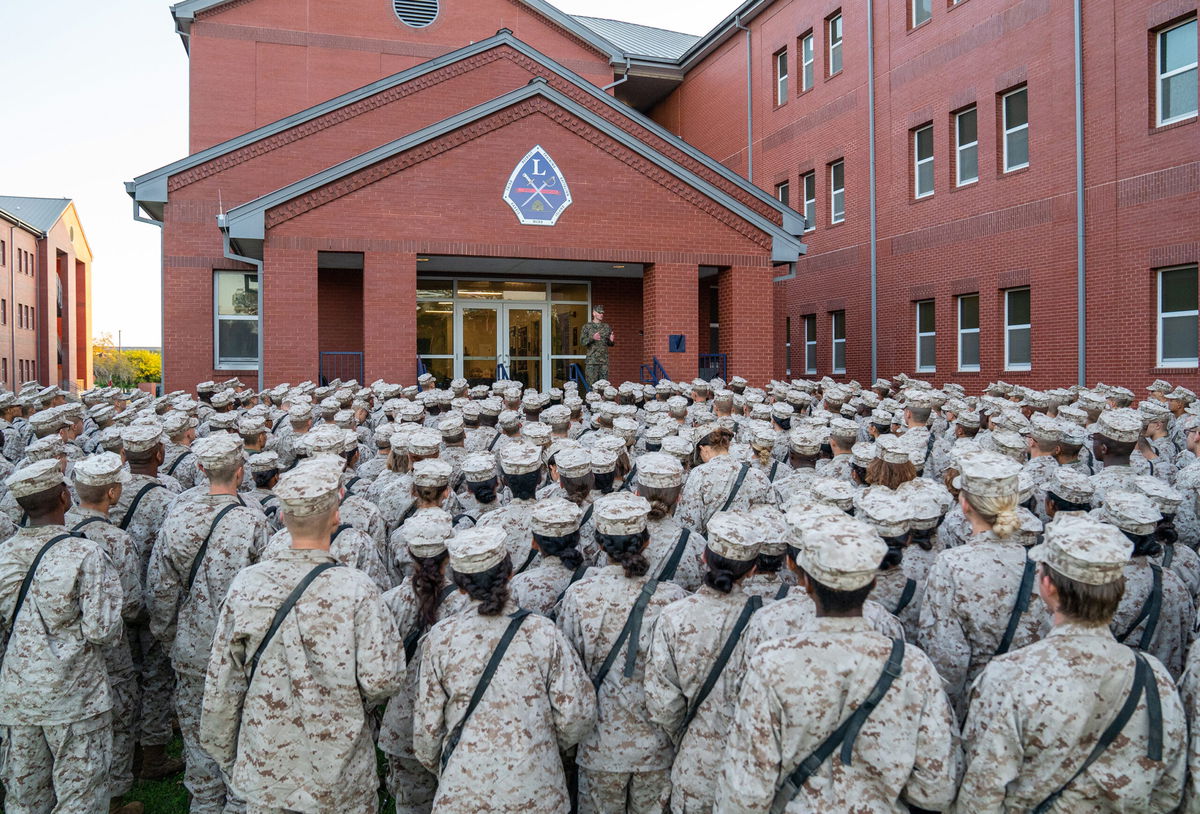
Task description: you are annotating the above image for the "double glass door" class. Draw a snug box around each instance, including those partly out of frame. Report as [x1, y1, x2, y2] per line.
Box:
[458, 303, 547, 389]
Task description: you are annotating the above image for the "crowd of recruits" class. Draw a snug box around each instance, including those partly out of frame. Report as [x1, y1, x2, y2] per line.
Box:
[2, 372, 1200, 812]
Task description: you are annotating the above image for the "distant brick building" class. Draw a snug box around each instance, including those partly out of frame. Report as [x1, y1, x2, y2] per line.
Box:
[130, 0, 1198, 391]
[0, 197, 93, 390]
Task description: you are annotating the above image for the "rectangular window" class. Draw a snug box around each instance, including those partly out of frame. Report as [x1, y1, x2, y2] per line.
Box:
[804, 314, 817, 374]
[1157, 18, 1198, 126]
[800, 32, 814, 91]
[2, 299, 6, 325]
[828, 13, 843, 76]
[775, 180, 790, 207]
[802, 171, 816, 231]
[914, 124, 934, 198]
[955, 106, 979, 185]
[830, 160, 845, 223]
[912, 0, 932, 27]
[774, 48, 789, 105]
[1002, 86, 1029, 171]
[831, 310, 846, 373]
[785, 316, 792, 375]
[215, 270, 260, 367]
[1159, 265, 1199, 367]
[958, 294, 980, 371]
[916, 300, 936, 371]
[2, 358, 7, 384]
[1004, 288, 1031, 370]
[0, 240, 5, 266]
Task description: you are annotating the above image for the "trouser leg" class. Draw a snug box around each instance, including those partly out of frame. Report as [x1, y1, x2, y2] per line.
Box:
[108, 676, 140, 798]
[175, 671, 230, 814]
[385, 755, 435, 814]
[0, 724, 56, 814]
[130, 623, 174, 746]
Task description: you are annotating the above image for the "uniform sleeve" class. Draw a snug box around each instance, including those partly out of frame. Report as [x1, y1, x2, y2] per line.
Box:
[200, 590, 247, 774]
[353, 586, 406, 706]
[675, 475, 705, 534]
[916, 556, 969, 705]
[1181, 644, 1200, 812]
[902, 656, 963, 811]
[145, 525, 185, 647]
[1149, 660, 1188, 814]
[547, 625, 597, 751]
[713, 659, 784, 814]
[555, 589, 588, 672]
[111, 530, 144, 623]
[954, 665, 1023, 814]
[78, 546, 124, 647]
[643, 611, 686, 736]
[413, 635, 447, 774]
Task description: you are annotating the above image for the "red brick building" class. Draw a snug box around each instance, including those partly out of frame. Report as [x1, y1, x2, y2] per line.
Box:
[0, 197, 93, 391]
[129, 0, 1198, 391]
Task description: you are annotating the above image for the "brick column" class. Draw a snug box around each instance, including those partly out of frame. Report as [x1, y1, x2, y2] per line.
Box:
[262, 244, 318, 387]
[718, 264, 776, 386]
[643, 262, 698, 383]
[364, 251, 417, 384]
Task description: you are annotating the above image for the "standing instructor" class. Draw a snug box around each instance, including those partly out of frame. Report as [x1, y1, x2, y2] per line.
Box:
[582, 305, 615, 386]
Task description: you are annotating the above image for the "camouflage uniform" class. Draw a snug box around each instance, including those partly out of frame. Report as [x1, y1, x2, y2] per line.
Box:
[814, 453, 852, 481]
[0, 418, 25, 462]
[475, 496, 539, 564]
[644, 513, 707, 591]
[714, 618, 961, 813]
[870, 565, 924, 644]
[0, 525, 124, 813]
[147, 493, 269, 814]
[201, 548, 405, 814]
[1108, 557, 1194, 678]
[677, 454, 771, 535]
[738, 570, 797, 604]
[262, 526, 390, 592]
[162, 443, 200, 490]
[581, 320, 614, 385]
[559, 564, 688, 814]
[510, 556, 595, 618]
[1090, 464, 1141, 507]
[415, 597, 596, 813]
[958, 623, 1186, 812]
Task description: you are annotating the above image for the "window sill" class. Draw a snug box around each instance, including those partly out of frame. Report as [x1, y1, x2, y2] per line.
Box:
[826, 70, 843, 82]
[1152, 114, 1197, 134]
[916, 367, 936, 373]
[908, 18, 932, 34]
[796, 87, 813, 98]
[1004, 366, 1032, 373]
[912, 192, 934, 204]
[829, 219, 846, 229]
[1001, 164, 1030, 177]
[773, 100, 788, 111]
[1155, 362, 1199, 370]
[215, 364, 259, 372]
[952, 178, 978, 191]
[958, 366, 981, 373]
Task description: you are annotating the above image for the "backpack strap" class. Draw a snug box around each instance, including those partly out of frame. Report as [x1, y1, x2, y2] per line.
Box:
[1117, 564, 1164, 651]
[118, 482, 165, 531]
[1, 532, 78, 670]
[248, 561, 343, 680]
[580, 503, 595, 529]
[486, 431, 502, 452]
[71, 516, 111, 534]
[554, 562, 591, 606]
[440, 610, 533, 772]
[164, 450, 192, 477]
[185, 501, 243, 593]
[770, 639, 905, 814]
[656, 528, 692, 583]
[893, 578, 918, 616]
[1162, 543, 1175, 570]
[617, 465, 637, 492]
[514, 548, 538, 577]
[720, 463, 752, 512]
[768, 460, 780, 483]
[1032, 652, 1161, 813]
[678, 595, 763, 737]
[330, 523, 353, 545]
[775, 582, 791, 600]
[344, 476, 361, 494]
[994, 553, 1036, 657]
[451, 513, 476, 527]
[593, 579, 660, 690]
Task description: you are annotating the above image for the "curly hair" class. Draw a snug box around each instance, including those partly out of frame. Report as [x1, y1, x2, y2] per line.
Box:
[597, 529, 650, 577]
[534, 531, 583, 570]
[703, 547, 756, 593]
[638, 484, 681, 520]
[866, 459, 917, 490]
[412, 551, 449, 628]
[451, 554, 514, 616]
[1122, 530, 1163, 558]
[559, 473, 594, 506]
[880, 534, 908, 570]
[466, 477, 498, 505]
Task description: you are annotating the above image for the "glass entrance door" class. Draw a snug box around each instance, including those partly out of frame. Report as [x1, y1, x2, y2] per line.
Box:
[504, 305, 544, 389]
[458, 305, 500, 387]
[453, 302, 547, 389]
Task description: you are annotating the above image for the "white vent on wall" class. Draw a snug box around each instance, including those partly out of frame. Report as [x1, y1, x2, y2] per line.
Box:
[394, 0, 438, 27]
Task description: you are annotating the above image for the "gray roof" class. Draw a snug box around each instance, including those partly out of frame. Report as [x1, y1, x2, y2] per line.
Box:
[571, 16, 699, 61]
[0, 196, 70, 234]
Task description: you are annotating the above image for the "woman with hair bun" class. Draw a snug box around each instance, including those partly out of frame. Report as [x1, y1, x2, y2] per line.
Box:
[558, 493, 688, 814]
[636, 452, 707, 591]
[645, 511, 763, 814]
[738, 504, 798, 603]
[455, 452, 509, 522]
[918, 450, 1047, 718]
[676, 423, 770, 535]
[510, 497, 590, 618]
[856, 489, 922, 642]
[414, 525, 595, 813]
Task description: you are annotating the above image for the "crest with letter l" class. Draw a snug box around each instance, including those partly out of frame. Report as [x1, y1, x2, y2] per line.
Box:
[503, 145, 573, 226]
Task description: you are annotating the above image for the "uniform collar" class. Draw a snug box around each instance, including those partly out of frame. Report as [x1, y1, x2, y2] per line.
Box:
[275, 548, 336, 564]
[1048, 621, 1115, 641]
[813, 616, 872, 633]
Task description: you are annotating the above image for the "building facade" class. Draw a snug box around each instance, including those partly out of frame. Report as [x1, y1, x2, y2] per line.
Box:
[0, 197, 93, 391]
[130, 0, 1198, 391]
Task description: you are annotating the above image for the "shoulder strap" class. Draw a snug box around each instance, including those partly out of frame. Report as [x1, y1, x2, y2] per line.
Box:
[679, 595, 763, 737]
[248, 561, 343, 680]
[768, 459, 780, 482]
[924, 429, 937, 463]
[770, 639, 905, 814]
[1117, 564, 1164, 650]
[514, 548, 538, 576]
[1032, 652, 1159, 813]
[7, 533, 77, 633]
[118, 482, 165, 531]
[617, 465, 637, 492]
[486, 431, 502, 452]
[70, 516, 110, 534]
[451, 512, 476, 527]
[657, 528, 692, 582]
[185, 502, 243, 593]
[164, 449, 192, 476]
[720, 463, 752, 512]
[995, 553, 1036, 656]
[440, 610, 532, 772]
[893, 578, 918, 616]
[580, 503, 595, 528]
[555, 562, 591, 606]
[404, 584, 460, 661]
[593, 579, 660, 690]
[330, 523, 353, 545]
[775, 582, 791, 600]
[1163, 543, 1175, 569]
[344, 476, 361, 493]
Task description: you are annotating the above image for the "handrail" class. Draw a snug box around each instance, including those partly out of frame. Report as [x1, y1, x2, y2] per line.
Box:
[416, 357, 428, 376]
[640, 357, 670, 385]
[496, 363, 509, 381]
[568, 363, 590, 393]
[698, 353, 728, 382]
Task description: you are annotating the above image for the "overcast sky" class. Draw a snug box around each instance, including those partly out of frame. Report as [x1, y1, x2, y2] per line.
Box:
[0, 0, 736, 347]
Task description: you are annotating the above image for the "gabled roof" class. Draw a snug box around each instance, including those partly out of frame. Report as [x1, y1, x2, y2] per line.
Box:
[128, 30, 804, 236]
[218, 80, 805, 265]
[0, 196, 71, 234]
[571, 16, 699, 61]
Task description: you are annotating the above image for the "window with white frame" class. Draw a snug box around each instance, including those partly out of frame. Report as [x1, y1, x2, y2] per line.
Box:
[785, 316, 792, 376]
[775, 180, 790, 207]
[916, 300, 936, 371]
[215, 270, 259, 368]
[1159, 265, 1198, 367]
[804, 314, 817, 374]
[1157, 18, 1198, 126]
[955, 106, 978, 185]
[1004, 288, 1031, 370]
[914, 124, 934, 198]
[800, 32, 814, 91]
[1002, 86, 1029, 172]
[958, 293, 980, 371]
[775, 48, 789, 105]
[830, 160, 845, 223]
[912, 0, 931, 27]
[802, 171, 816, 231]
[831, 310, 846, 373]
[828, 13, 843, 76]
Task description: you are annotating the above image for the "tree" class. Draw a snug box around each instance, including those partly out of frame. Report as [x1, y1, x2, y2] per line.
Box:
[92, 334, 160, 386]
[125, 349, 162, 383]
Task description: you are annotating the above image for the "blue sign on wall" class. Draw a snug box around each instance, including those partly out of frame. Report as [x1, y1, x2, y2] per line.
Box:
[503, 145, 573, 226]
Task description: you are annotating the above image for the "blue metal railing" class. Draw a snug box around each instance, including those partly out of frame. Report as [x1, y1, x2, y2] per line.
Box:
[416, 357, 428, 376]
[639, 357, 670, 384]
[568, 363, 590, 393]
[698, 353, 728, 382]
[496, 363, 510, 381]
[318, 351, 364, 386]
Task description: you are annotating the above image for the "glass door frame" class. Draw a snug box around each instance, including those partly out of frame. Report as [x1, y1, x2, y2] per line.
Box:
[452, 301, 550, 389]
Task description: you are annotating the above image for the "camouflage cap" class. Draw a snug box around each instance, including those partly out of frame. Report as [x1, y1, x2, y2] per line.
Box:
[854, 489, 913, 538]
[635, 452, 683, 489]
[795, 514, 886, 591]
[448, 525, 508, 574]
[461, 453, 498, 483]
[122, 424, 165, 453]
[210, 390, 234, 409]
[1167, 386, 1197, 403]
[1046, 467, 1094, 505]
[1096, 490, 1161, 536]
[412, 458, 452, 488]
[1138, 400, 1171, 423]
[238, 415, 268, 436]
[500, 441, 541, 475]
[874, 434, 912, 465]
[1028, 414, 1062, 444]
[407, 429, 442, 457]
[594, 493, 650, 536]
[541, 405, 571, 425]
[850, 441, 876, 468]
[749, 504, 790, 555]
[787, 426, 823, 455]
[193, 432, 245, 470]
[5, 459, 64, 499]
[589, 447, 618, 475]
[438, 414, 465, 437]
[810, 476, 856, 511]
[706, 511, 761, 561]
[991, 430, 1027, 460]
[162, 412, 199, 436]
[1030, 513, 1131, 585]
[72, 452, 131, 488]
[521, 422, 552, 446]
[1148, 379, 1173, 394]
[1133, 475, 1184, 515]
[275, 459, 342, 518]
[661, 434, 694, 461]
[403, 509, 454, 558]
[497, 410, 521, 429]
[553, 447, 592, 479]
[29, 408, 69, 434]
[248, 451, 281, 473]
[287, 402, 313, 421]
[828, 417, 859, 441]
[531, 497, 584, 538]
[952, 450, 1021, 498]
[1095, 408, 1143, 443]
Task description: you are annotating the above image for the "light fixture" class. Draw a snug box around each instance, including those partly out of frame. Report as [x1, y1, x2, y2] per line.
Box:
[612, 265, 625, 269]
[417, 257, 430, 262]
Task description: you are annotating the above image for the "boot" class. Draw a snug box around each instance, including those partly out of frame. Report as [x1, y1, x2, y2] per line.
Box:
[137, 744, 183, 780]
[110, 801, 145, 814]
